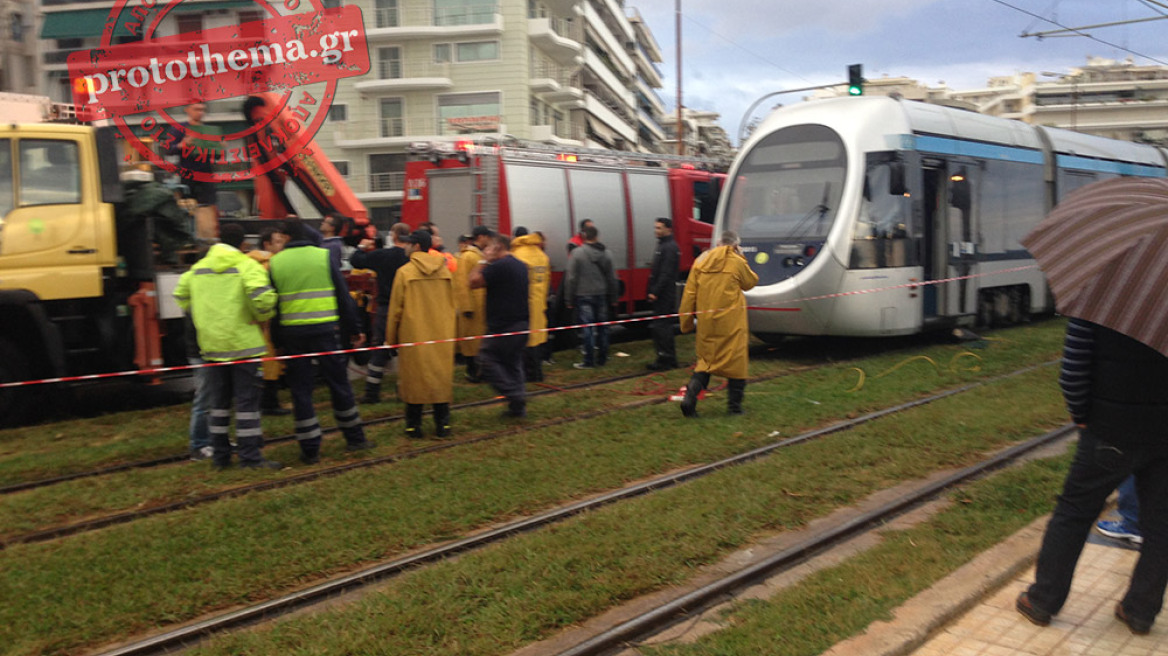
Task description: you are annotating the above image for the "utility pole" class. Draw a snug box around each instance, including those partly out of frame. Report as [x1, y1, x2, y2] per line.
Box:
[675, 0, 683, 155]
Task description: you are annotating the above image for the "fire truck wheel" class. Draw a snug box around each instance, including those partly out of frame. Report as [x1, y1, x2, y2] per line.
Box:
[0, 338, 30, 427]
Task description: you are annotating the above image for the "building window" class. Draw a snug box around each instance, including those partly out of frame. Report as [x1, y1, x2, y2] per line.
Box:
[176, 14, 202, 40]
[10, 13, 23, 42]
[438, 91, 500, 135]
[377, 46, 402, 79]
[380, 98, 403, 137]
[456, 41, 499, 62]
[57, 38, 82, 49]
[375, 0, 399, 28]
[434, 43, 451, 64]
[328, 105, 348, 122]
[322, 0, 343, 7]
[332, 161, 350, 176]
[434, 0, 495, 27]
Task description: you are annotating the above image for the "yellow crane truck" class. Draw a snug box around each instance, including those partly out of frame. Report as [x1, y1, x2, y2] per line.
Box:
[0, 121, 192, 425]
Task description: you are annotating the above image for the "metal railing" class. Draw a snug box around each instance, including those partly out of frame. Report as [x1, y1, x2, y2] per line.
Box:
[373, 59, 451, 80]
[336, 117, 437, 141]
[368, 171, 405, 193]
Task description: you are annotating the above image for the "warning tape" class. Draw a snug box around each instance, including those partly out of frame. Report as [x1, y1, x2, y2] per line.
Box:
[0, 264, 1039, 390]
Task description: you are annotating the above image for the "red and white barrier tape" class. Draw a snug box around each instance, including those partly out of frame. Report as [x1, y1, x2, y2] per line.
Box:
[0, 264, 1038, 390]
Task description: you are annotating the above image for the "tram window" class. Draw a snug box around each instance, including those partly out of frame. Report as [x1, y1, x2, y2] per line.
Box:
[1057, 170, 1100, 200]
[851, 162, 911, 269]
[982, 160, 1045, 253]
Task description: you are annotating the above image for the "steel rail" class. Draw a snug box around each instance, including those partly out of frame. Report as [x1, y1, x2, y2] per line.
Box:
[553, 424, 1076, 656]
[90, 361, 1058, 656]
[0, 369, 657, 496]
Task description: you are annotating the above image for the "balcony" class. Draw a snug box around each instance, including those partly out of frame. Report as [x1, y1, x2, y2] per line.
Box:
[334, 115, 506, 148]
[583, 49, 635, 110]
[629, 43, 663, 89]
[354, 60, 453, 94]
[637, 107, 665, 141]
[583, 91, 637, 142]
[367, 4, 503, 43]
[528, 17, 582, 66]
[582, 1, 634, 77]
[346, 172, 406, 201]
[530, 122, 584, 146]
[530, 59, 583, 99]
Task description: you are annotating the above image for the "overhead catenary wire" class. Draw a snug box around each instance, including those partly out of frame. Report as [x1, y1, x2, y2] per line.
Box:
[989, 0, 1168, 65]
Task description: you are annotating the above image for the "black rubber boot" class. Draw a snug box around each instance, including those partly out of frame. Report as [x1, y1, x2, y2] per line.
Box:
[405, 404, 424, 439]
[433, 403, 451, 437]
[360, 382, 380, 405]
[727, 378, 746, 415]
[261, 380, 291, 416]
[680, 372, 710, 418]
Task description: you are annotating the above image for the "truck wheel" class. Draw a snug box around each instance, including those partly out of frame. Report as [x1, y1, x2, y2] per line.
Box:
[0, 339, 30, 427]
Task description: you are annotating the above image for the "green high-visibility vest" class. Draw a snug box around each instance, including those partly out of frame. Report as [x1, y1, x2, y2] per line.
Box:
[270, 246, 339, 326]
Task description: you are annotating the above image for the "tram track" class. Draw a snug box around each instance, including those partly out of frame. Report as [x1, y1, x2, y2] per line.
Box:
[549, 424, 1075, 656]
[0, 369, 659, 497]
[0, 360, 1056, 549]
[88, 360, 1060, 656]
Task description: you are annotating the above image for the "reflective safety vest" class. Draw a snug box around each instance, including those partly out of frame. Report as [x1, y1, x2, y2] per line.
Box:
[269, 245, 340, 326]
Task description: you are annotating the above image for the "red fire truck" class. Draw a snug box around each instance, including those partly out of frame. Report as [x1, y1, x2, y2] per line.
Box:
[402, 140, 726, 316]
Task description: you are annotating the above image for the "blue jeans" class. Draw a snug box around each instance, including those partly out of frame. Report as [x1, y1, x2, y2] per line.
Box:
[575, 295, 609, 367]
[1117, 475, 1140, 530]
[188, 357, 211, 451]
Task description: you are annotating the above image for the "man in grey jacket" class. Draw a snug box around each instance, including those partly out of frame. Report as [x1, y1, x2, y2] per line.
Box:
[564, 224, 619, 369]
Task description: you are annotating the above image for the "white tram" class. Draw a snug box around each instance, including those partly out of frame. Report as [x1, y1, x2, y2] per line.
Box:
[717, 96, 1168, 339]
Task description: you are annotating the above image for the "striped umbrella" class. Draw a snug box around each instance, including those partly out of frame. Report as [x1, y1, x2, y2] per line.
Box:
[1022, 176, 1168, 358]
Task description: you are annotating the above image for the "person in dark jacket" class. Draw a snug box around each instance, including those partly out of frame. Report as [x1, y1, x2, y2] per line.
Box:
[564, 224, 619, 369]
[646, 218, 680, 371]
[269, 219, 372, 464]
[351, 222, 412, 404]
[469, 232, 530, 418]
[1017, 318, 1168, 636]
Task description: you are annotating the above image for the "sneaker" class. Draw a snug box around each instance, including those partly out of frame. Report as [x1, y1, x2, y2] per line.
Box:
[573, 363, 594, 370]
[190, 446, 214, 461]
[1096, 520, 1143, 544]
[346, 440, 374, 452]
[238, 459, 284, 470]
[1115, 602, 1152, 635]
[1016, 592, 1052, 627]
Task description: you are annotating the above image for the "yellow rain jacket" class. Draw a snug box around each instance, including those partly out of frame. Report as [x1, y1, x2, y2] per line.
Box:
[511, 233, 551, 347]
[679, 245, 759, 379]
[454, 245, 487, 357]
[386, 251, 456, 405]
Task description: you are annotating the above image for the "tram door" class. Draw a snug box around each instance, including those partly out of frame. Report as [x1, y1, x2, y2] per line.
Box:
[921, 164, 948, 319]
[921, 161, 977, 320]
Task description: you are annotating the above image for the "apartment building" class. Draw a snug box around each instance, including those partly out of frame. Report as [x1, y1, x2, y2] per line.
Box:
[1, 0, 37, 93]
[662, 106, 734, 164]
[38, 0, 672, 224]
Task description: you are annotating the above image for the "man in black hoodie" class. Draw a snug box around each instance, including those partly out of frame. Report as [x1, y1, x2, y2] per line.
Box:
[646, 218, 680, 370]
[564, 224, 619, 369]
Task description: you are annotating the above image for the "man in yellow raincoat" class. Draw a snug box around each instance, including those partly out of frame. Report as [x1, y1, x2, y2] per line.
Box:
[678, 230, 759, 417]
[511, 227, 550, 382]
[385, 230, 457, 438]
[454, 225, 490, 381]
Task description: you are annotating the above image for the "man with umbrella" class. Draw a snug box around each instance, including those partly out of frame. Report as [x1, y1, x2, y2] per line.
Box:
[1016, 177, 1168, 636]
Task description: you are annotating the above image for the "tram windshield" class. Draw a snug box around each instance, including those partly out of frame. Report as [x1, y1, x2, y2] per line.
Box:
[724, 125, 846, 242]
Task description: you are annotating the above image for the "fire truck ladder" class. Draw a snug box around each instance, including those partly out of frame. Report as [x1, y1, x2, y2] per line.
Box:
[471, 148, 500, 231]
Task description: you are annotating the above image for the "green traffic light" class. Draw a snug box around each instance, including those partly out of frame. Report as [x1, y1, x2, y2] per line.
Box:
[848, 85, 862, 96]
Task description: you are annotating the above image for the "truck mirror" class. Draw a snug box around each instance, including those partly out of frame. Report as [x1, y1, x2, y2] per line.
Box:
[96, 127, 124, 204]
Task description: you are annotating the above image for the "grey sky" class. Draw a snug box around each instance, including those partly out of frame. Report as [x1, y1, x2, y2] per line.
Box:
[635, 0, 1168, 143]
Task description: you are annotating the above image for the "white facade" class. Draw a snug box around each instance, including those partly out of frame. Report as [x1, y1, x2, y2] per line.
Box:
[1, 0, 38, 93]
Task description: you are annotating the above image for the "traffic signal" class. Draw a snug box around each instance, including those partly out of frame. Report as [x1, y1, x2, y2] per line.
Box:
[847, 64, 863, 96]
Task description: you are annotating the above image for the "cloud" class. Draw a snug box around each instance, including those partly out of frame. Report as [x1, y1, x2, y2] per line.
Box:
[683, 0, 939, 37]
